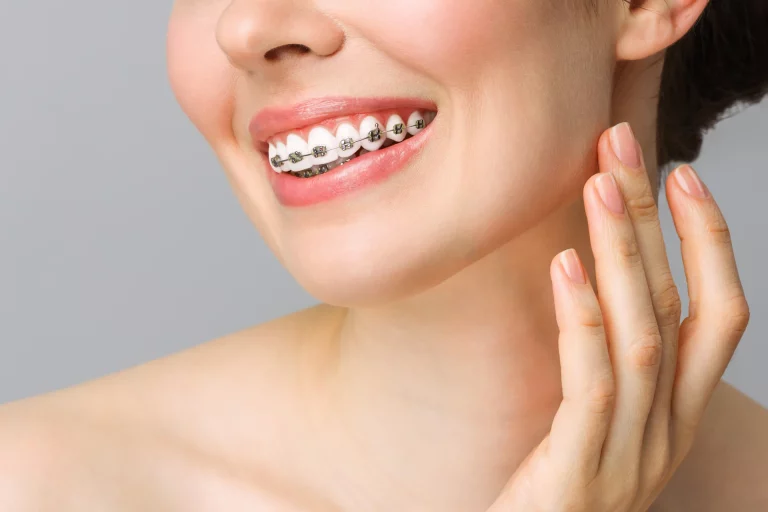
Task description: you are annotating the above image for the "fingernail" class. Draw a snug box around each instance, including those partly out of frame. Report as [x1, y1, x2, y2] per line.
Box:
[560, 249, 586, 285]
[596, 174, 625, 215]
[673, 164, 710, 199]
[609, 122, 641, 169]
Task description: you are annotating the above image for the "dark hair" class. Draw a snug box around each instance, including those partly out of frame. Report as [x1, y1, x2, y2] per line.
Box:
[656, 0, 768, 176]
[654, 0, 768, 179]
[581, 1, 768, 184]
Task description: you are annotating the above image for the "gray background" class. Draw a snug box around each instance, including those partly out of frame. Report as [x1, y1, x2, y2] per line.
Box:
[1, 2, 766, 407]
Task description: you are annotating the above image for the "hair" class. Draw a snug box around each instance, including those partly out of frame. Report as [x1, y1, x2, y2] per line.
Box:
[585, 0, 768, 184]
[656, 0, 768, 181]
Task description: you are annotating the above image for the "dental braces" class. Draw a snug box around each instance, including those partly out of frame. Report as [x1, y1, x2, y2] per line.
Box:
[270, 120, 426, 170]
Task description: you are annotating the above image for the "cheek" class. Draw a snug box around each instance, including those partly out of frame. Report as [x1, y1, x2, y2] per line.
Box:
[166, 10, 235, 147]
[328, 0, 544, 83]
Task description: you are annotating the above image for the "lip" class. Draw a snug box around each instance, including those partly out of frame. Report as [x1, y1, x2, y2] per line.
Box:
[249, 96, 437, 146]
[265, 116, 435, 207]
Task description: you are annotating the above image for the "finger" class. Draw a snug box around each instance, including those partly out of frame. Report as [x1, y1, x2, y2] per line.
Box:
[546, 248, 614, 482]
[665, 164, 751, 443]
[598, 123, 682, 479]
[583, 169, 663, 476]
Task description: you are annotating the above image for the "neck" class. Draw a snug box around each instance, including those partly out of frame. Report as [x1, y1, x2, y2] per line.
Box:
[309, 198, 593, 511]
[306, 55, 662, 512]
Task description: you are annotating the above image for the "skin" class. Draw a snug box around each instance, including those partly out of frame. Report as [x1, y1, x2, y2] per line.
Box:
[1, 0, 767, 510]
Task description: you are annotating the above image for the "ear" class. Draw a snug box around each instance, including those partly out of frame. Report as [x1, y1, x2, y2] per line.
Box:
[615, 0, 710, 61]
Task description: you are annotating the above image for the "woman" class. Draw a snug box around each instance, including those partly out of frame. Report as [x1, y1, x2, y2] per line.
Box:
[1, 0, 767, 510]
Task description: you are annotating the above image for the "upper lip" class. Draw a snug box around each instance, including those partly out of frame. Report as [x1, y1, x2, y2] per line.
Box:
[248, 96, 438, 148]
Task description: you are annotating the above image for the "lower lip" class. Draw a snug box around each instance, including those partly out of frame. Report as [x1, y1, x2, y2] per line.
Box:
[265, 121, 434, 207]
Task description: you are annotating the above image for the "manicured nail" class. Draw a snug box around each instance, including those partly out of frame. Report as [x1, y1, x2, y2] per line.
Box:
[610, 122, 641, 169]
[674, 164, 710, 199]
[560, 249, 586, 285]
[596, 174, 625, 215]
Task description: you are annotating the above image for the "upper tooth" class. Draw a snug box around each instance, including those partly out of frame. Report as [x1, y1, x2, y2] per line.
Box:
[285, 134, 312, 171]
[307, 127, 338, 165]
[335, 123, 362, 158]
[407, 111, 425, 136]
[359, 116, 385, 151]
[268, 143, 282, 172]
[270, 110, 436, 173]
[276, 141, 291, 172]
[386, 114, 406, 143]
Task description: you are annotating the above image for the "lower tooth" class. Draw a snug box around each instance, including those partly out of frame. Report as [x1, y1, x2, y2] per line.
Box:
[290, 142, 383, 178]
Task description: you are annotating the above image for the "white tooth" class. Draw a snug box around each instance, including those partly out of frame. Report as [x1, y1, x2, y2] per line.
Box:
[285, 134, 312, 171]
[423, 111, 436, 125]
[268, 143, 283, 173]
[359, 116, 385, 151]
[335, 123, 362, 158]
[307, 127, 338, 165]
[407, 111, 425, 136]
[386, 114, 406, 143]
[276, 141, 292, 172]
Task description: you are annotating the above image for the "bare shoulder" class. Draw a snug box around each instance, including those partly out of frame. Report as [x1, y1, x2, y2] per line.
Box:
[653, 380, 768, 511]
[0, 401, 70, 510]
[0, 394, 142, 510]
[0, 303, 345, 511]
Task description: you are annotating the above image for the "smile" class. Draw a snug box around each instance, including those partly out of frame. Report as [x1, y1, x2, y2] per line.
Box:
[267, 109, 436, 178]
[250, 97, 438, 207]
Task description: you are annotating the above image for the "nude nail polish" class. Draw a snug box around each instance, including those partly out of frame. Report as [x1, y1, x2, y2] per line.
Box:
[610, 122, 641, 169]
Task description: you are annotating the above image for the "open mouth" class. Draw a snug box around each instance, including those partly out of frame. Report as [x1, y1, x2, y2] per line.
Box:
[266, 109, 437, 179]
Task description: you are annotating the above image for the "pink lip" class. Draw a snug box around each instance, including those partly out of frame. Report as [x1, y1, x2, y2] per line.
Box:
[251, 96, 438, 207]
[265, 117, 435, 207]
[248, 96, 437, 145]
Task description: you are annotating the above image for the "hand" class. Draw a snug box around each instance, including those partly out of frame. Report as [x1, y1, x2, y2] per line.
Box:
[487, 122, 751, 512]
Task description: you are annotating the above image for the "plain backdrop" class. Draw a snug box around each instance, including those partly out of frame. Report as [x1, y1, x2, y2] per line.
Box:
[1, 2, 766, 407]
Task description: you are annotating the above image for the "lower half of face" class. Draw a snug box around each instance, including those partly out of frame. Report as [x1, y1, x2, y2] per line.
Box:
[168, 0, 615, 307]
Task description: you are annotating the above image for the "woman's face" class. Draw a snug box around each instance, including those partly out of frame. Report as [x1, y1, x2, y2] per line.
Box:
[167, 0, 617, 306]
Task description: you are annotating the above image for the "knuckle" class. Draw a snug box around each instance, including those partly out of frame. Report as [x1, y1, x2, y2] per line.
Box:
[651, 272, 683, 328]
[724, 295, 751, 337]
[625, 190, 659, 223]
[704, 216, 733, 247]
[643, 448, 672, 487]
[628, 330, 664, 369]
[575, 306, 605, 331]
[586, 373, 616, 415]
[613, 236, 643, 269]
[673, 415, 700, 452]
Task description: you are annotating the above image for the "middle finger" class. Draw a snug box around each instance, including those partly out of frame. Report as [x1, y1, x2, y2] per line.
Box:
[598, 123, 683, 480]
[584, 148, 662, 476]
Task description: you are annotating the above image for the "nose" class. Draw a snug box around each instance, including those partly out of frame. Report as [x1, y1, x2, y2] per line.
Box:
[216, 0, 345, 72]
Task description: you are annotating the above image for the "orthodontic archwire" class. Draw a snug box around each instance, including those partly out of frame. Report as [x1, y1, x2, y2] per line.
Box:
[270, 120, 426, 169]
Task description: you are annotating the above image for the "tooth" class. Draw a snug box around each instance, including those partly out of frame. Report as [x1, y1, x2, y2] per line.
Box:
[386, 115, 407, 143]
[407, 111, 425, 136]
[307, 127, 338, 165]
[276, 141, 292, 172]
[335, 123, 362, 158]
[285, 134, 312, 171]
[268, 143, 283, 172]
[359, 116, 385, 151]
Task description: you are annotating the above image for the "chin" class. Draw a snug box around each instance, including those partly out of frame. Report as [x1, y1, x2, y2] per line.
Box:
[280, 234, 468, 308]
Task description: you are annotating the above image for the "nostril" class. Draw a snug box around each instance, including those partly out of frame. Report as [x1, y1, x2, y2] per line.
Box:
[264, 43, 311, 61]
